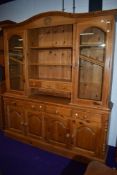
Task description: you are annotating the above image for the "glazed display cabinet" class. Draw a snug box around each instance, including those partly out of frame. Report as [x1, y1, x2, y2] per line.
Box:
[3, 9, 117, 162]
[0, 20, 15, 130]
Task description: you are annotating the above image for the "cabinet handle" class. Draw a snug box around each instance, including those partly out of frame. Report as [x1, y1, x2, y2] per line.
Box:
[31, 105, 35, 109]
[56, 110, 58, 114]
[24, 123, 28, 126]
[66, 133, 70, 138]
[39, 105, 42, 109]
[83, 115, 87, 119]
[106, 20, 111, 33]
[74, 113, 78, 119]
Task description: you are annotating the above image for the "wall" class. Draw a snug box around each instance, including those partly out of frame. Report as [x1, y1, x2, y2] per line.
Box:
[102, 0, 117, 146]
[0, 0, 117, 146]
[0, 0, 88, 22]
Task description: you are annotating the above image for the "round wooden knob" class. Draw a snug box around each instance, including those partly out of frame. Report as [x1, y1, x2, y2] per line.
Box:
[66, 133, 70, 138]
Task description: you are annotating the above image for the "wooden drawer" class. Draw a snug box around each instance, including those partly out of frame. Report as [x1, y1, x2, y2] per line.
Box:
[4, 98, 45, 112]
[46, 105, 71, 117]
[26, 102, 45, 112]
[4, 97, 25, 107]
[72, 110, 102, 123]
[29, 79, 71, 92]
[75, 118, 101, 128]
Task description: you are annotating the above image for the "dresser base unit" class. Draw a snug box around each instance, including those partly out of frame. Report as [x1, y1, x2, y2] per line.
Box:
[4, 95, 109, 162]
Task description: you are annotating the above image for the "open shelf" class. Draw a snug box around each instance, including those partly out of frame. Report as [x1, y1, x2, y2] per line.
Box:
[80, 43, 105, 47]
[30, 46, 72, 49]
[28, 24, 73, 98]
[29, 64, 72, 67]
[29, 94, 71, 105]
[29, 79, 72, 98]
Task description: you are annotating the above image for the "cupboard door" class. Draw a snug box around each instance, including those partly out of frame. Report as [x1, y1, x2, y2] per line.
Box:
[79, 27, 105, 101]
[26, 111, 44, 140]
[73, 18, 114, 107]
[6, 32, 26, 93]
[44, 112, 69, 147]
[72, 120, 100, 153]
[71, 111, 102, 157]
[4, 103, 25, 134]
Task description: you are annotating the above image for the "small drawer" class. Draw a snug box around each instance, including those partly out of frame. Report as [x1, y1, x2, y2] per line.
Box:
[72, 109, 101, 123]
[46, 105, 71, 117]
[27, 102, 45, 112]
[4, 98, 24, 107]
[86, 113, 102, 123]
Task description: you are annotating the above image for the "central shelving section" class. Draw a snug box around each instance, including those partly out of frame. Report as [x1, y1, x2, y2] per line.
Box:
[28, 24, 73, 99]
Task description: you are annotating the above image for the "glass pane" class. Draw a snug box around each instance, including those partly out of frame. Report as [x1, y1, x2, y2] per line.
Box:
[78, 27, 105, 101]
[8, 35, 24, 91]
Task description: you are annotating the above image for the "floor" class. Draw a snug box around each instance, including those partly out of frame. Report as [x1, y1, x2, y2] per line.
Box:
[0, 132, 87, 175]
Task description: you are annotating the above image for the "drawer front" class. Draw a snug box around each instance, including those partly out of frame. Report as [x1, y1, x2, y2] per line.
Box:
[26, 102, 45, 112]
[72, 110, 102, 123]
[75, 119, 101, 128]
[46, 105, 71, 117]
[4, 98, 45, 112]
[29, 79, 71, 92]
[4, 97, 25, 107]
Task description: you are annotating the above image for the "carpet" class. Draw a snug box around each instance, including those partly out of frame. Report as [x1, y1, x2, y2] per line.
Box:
[0, 132, 87, 175]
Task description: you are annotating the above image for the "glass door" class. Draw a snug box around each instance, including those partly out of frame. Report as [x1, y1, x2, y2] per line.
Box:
[72, 22, 110, 107]
[78, 27, 105, 101]
[8, 34, 25, 92]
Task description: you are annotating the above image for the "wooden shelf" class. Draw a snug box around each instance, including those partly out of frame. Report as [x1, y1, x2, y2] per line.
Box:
[29, 94, 71, 104]
[80, 44, 105, 47]
[29, 78, 71, 83]
[29, 63, 72, 67]
[31, 87, 71, 93]
[30, 46, 72, 49]
[10, 75, 23, 79]
[13, 46, 23, 50]
[29, 77, 71, 82]
[29, 79, 72, 99]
